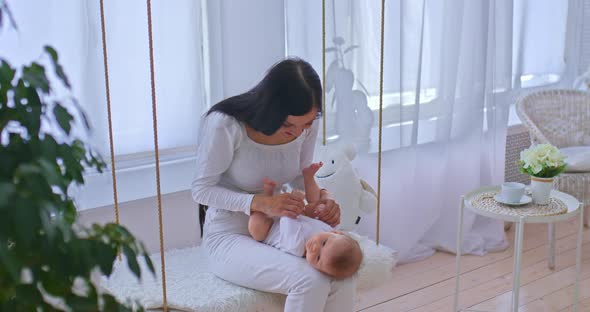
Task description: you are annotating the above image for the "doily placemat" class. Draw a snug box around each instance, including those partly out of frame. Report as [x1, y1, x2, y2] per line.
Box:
[470, 192, 568, 217]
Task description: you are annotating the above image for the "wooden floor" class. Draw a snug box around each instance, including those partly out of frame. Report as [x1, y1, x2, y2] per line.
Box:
[355, 217, 590, 312]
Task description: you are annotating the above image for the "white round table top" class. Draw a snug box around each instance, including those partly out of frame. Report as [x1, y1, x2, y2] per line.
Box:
[464, 185, 581, 223]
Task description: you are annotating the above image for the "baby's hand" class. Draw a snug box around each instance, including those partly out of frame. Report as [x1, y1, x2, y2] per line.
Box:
[263, 177, 277, 196]
[291, 189, 306, 201]
[302, 162, 323, 177]
[305, 203, 326, 219]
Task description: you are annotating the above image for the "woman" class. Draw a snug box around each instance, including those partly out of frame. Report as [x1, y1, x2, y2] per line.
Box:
[192, 58, 355, 311]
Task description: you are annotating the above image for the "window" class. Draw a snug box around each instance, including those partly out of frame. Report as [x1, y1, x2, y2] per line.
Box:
[285, 0, 572, 148]
[1, 0, 208, 209]
[512, 0, 568, 89]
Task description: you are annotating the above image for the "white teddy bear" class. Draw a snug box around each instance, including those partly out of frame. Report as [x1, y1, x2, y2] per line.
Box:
[314, 144, 377, 231]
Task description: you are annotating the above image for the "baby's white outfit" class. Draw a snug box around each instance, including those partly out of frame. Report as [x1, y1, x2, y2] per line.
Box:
[264, 215, 333, 257]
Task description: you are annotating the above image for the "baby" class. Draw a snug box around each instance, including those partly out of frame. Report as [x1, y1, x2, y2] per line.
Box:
[248, 162, 363, 279]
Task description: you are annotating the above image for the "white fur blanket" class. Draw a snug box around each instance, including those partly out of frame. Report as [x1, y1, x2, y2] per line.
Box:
[102, 233, 397, 312]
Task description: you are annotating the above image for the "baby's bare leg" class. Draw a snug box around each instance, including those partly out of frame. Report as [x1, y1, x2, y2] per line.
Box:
[303, 162, 323, 204]
[248, 211, 274, 241]
[248, 178, 276, 241]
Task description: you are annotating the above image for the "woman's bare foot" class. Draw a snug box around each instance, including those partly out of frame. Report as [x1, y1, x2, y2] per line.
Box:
[249, 211, 274, 241]
[303, 162, 323, 178]
[248, 177, 277, 241]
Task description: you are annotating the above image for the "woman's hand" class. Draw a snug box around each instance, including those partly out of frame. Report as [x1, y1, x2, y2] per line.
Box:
[305, 198, 341, 227]
[251, 193, 305, 219]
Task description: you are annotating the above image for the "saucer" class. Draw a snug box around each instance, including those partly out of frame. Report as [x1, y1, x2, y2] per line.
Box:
[494, 194, 532, 206]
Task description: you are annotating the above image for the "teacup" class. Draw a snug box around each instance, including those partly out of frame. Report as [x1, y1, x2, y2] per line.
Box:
[500, 182, 525, 203]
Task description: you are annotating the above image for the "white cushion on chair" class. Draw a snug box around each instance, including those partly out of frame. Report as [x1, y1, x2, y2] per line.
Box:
[561, 146, 590, 172]
[101, 234, 397, 312]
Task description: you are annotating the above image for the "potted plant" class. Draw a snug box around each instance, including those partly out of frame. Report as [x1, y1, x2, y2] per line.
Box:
[0, 6, 153, 311]
[519, 143, 567, 205]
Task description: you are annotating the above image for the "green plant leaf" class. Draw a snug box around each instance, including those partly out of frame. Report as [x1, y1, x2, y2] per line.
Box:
[66, 293, 99, 311]
[0, 242, 21, 282]
[44, 46, 71, 89]
[53, 104, 73, 135]
[85, 150, 106, 173]
[39, 269, 70, 296]
[37, 158, 64, 190]
[59, 143, 84, 184]
[14, 285, 44, 307]
[102, 293, 137, 311]
[143, 251, 155, 275]
[13, 80, 43, 136]
[71, 98, 91, 130]
[94, 241, 116, 276]
[62, 200, 77, 225]
[1, 46, 150, 310]
[0, 182, 16, 207]
[122, 246, 140, 279]
[0, 3, 18, 30]
[101, 294, 120, 311]
[22, 63, 50, 94]
[14, 197, 41, 248]
[44, 46, 58, 62]
[0, 60, 16, 106]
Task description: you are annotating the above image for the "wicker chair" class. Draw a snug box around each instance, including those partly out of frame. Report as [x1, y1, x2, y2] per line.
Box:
[516, 89, 590, 226]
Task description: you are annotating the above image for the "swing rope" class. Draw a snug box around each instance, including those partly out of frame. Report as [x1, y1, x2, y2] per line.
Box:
[322, 0, 327, 146]
[99, 1, 386, 309]
[146, 0, 169, 310]
[321, 0, 385, 244]
[99, 1, 169, 310]
[376, 0, 386, 245]
[98, 0, 120, 228]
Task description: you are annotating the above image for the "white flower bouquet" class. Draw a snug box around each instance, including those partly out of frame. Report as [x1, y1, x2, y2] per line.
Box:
[519, 143, 567, 178]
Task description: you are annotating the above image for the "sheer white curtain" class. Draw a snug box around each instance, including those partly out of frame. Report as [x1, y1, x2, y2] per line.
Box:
[286, 0, 570, 261]
[1, 0, 206, 156]
[1, 0, 207, 208]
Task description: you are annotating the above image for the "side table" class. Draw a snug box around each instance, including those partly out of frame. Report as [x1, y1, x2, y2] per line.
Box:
[453, 186, 583, 312]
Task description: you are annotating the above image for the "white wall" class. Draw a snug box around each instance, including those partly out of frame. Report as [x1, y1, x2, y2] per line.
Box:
[79, 0, 287, 253]
[78, 190, 199, 253]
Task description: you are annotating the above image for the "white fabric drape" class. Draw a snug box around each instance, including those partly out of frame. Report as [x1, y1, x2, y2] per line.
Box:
[286, 0, 569, 261]
[0, 0, 206, 157]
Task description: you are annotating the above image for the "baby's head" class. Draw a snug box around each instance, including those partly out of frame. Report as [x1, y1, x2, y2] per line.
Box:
[305, 230, 363, 279]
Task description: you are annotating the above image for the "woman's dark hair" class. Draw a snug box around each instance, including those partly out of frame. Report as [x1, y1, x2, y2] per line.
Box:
[207, 58, 322, 135]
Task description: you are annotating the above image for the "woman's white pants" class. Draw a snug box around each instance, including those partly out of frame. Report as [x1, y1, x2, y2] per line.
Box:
[203, 208, 355, 312]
